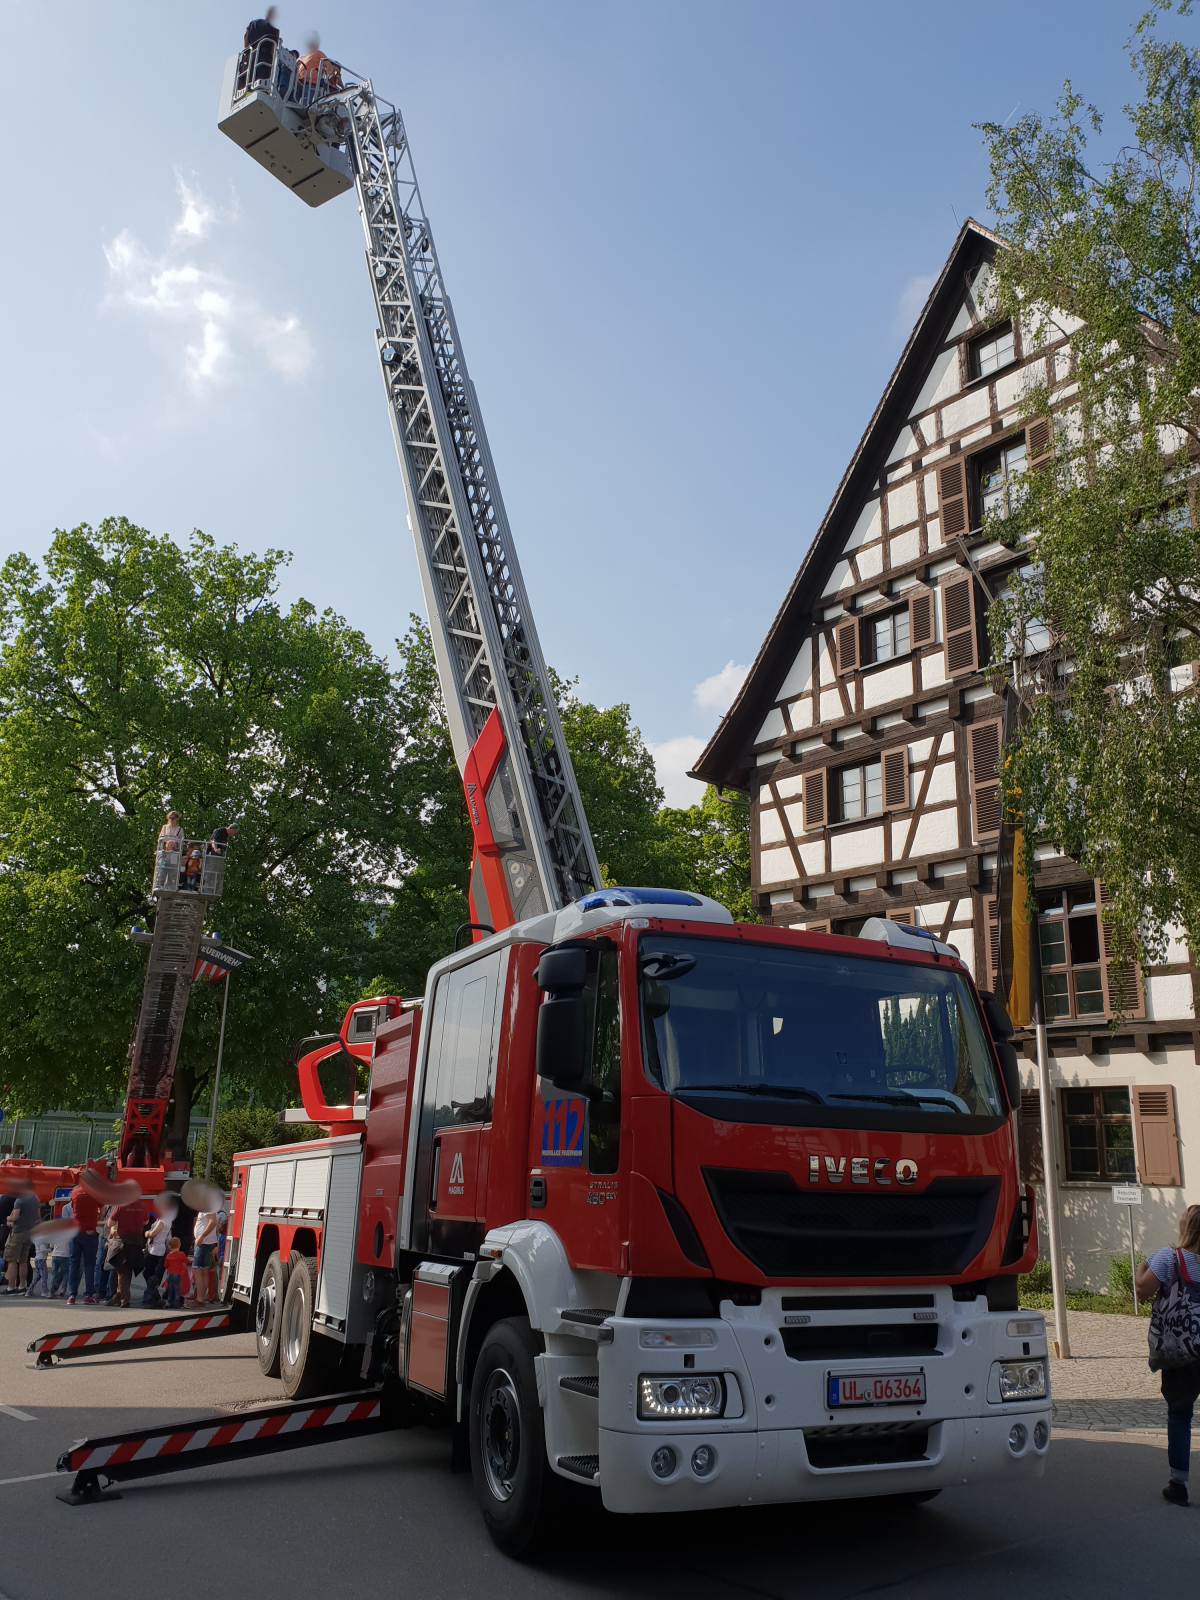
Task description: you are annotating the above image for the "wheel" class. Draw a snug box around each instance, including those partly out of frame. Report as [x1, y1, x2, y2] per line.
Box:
[279, 1254, 338, 1399]
[469, 1316, 562, 1557]
[255, 1251, 290, 1377]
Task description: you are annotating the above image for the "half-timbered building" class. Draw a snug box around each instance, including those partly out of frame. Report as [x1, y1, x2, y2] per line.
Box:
[693, 219, 1199, 1288]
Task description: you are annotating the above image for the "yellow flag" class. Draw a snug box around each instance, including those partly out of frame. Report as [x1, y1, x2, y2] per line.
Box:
[1007, 825, 1032, 1026]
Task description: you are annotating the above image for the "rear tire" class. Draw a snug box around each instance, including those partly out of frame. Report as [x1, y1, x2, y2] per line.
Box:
[469, 1316, 562, 1557]
[279, 1254, 338, 1399]
[255, 1251, 289, 1377]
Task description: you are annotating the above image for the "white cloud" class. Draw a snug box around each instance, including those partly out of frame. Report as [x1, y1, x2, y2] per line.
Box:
[895, 272, 937, 337]
[104, 172, 314, 390]
[648, 735, 707, 809]
[694, 660, 748, 714]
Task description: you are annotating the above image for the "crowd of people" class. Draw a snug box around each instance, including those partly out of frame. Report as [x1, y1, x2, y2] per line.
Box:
[156, 812, 238, 892]
[0, 1178, 228, 1311]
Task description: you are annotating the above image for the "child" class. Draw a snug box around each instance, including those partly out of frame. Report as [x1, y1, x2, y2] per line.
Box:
[26, 1235, 52, 1298]
[161, 1237, 189, 1310]
[182, 844, 203, 891]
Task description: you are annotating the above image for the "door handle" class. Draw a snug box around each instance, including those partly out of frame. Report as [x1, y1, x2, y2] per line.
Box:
[429, 1140, 441, 1211]
[529, 1174, 546, 1208]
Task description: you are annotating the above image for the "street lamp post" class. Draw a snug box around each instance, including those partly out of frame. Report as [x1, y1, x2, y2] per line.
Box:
[204, 974, 232, 1184]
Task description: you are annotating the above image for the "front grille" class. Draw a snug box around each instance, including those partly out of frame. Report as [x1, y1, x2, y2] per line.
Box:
[782, 1323, 939, 1363]
[803, 1422, 929, 1469]
[703, 1169, 1000, 1277]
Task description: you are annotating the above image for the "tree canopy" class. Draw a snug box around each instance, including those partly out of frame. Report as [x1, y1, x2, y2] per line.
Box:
[0, 518, 749, 1129]
[979, 2, 1200, 965]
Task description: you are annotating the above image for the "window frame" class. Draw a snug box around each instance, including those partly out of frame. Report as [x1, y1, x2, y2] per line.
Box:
[972, 435, 1028, 529]
[968, 320, 1018, 381]
[1060, 1085, 1137, 1184]
[1037, 886, 1106, 1023]
[834, 756, 884, 824]
[866, 604, 912, 666]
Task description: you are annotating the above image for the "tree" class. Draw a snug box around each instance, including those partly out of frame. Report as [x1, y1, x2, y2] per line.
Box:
[979, 3, 1200, 966]
[0, 520, 464, 1144]
[191, 1108, 323, 1191]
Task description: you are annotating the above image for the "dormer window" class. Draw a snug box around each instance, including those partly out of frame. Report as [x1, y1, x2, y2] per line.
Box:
[970, 323, 1015, 379]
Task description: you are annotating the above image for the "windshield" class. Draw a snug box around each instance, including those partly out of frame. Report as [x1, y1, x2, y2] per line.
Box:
[640, 935, 1004, 1120]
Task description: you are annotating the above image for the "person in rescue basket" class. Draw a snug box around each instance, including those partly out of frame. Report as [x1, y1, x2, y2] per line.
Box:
[1136, 1204, 1200, 1505]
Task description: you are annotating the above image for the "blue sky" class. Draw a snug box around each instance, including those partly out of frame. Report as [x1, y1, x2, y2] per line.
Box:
[1, 0, 1160, 802]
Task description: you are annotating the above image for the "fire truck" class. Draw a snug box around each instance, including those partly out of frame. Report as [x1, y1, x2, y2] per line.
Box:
[39, 33, 1049, 1552]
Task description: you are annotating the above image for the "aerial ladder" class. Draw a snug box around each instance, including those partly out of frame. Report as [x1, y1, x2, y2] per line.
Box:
[217, 39, 600, 934]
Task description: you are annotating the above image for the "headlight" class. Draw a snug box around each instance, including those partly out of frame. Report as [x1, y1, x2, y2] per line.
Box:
[996, 1359, 1047, 1401]
[638, 1374, 726, 1420]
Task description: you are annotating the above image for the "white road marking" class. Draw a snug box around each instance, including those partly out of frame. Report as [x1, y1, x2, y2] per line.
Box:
[0, 1405, 35, 1421]
[0, 1470, 57, 1485]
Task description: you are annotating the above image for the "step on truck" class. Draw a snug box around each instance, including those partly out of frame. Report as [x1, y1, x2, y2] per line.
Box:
[224, 888, 1046, 1554]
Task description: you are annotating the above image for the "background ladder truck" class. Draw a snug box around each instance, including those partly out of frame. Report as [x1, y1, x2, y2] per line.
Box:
[4, 839, 233, 1203]
[47, 36, 1048, 1551]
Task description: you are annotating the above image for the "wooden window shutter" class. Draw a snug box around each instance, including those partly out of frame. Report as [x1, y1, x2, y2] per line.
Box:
[1026, 417, 1053, 472]
[835, 618, 859, 676]
[1095, 880, 1146, 1019]
[968, 717, 1003, 841]
[980, 893, 1001, 993]
[938, 458, 968, 538]
[1133, 1086, 1182, 1186]
[804, 919, 832, 935]
[887, 908, 914, 924]
[941, 574, 978, 677]
[802, 768, 827, 831]
[882, 746, 910, 811]
[908, 589, 934, 649]
[1019, 1089, 1044, 1183]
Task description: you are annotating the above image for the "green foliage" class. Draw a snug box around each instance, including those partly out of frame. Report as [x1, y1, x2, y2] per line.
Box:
[1018, 1253, 1152, 1314]
[978, 4, 1200, 972]
[190, 1107, 322, 1191]
[0, 521, 466, 1134]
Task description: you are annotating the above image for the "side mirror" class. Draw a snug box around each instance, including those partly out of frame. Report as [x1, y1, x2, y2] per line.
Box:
[978, 992, 1021, 1111]
[536, 944, 591, 1092]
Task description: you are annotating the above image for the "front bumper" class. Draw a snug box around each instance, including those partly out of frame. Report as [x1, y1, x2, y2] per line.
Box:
[593, 1290, 1050, 1513]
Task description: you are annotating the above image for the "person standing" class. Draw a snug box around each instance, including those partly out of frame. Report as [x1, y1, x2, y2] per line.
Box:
[3, 1183, 38, 1293]
[66, 1181, 100, 1304]
[161, 1237, 189, 1309]
[111, 1192, 147, 1309]
[50, 1205, 73, 1297]
[142, 1205, 170, 1307]
[188, 1205, 220, 1308]
[1136, 1204, 1200, 1505]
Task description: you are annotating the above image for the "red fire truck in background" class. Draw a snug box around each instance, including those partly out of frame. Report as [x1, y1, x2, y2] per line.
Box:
[222, 892, 1047, 1554]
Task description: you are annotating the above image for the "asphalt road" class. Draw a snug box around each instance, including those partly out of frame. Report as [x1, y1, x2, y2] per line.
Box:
[2, 1296, 1198, 1600]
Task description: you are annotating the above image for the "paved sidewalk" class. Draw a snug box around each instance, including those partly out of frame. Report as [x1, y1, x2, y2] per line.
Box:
[1045, 1308, 1192, 1433]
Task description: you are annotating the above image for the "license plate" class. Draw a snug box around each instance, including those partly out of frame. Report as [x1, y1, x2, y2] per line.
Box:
[827, 1369, 926, 1408]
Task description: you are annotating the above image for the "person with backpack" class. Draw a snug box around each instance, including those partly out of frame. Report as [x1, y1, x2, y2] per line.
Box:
[1136, 1204, 1200, 1506]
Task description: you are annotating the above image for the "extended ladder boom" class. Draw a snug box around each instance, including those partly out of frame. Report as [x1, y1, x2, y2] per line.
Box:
[219, 47, 600, 928]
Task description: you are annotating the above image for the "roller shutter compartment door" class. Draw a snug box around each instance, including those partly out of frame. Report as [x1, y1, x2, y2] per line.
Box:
[262, 1160, 295, 1210]
[292, 1155, 331, 1213]
[315, 1151, 364, 1327]
[234, 1164, 267, 1291]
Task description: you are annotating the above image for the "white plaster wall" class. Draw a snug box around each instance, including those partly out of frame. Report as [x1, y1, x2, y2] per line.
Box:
[919, 652, 948, 690]
[887, 425, 917, 464]
[844, 500, 882, 553]
[946, 926, 976, 978]
[830, 825, 887, 872]
[1026, 1048, 1200, 1290]
[790, 696, 813, 729]
[797, 837, 825, 874]
[1163, 923, 1191, 964]
[759, 846, 793, 886]
[822, 559, 851, 597]
[891, 528, 920, 566]
[923, 760, 958, 805]
[912, 348, 960, 414]
[817, 638, 836, 684]
[890, 816, 911, 855]
[926, 514, 942, 549]
[756, 706, 785, 743]
[946, 303, 973, 339]
[995, 367, 1036, 411]
[887, 480, 918, 529]
[1146, 974, 1196, 1022]
[777, 638, 812, 700]
[907, 736, 934, 764]
[862, 662, 913, 708]
[775, 774, 803, 800]
[819, 689, 843, 722]
[857, 542, 884, 581]
[941, 388, 991, 436]
[758, 808, 784, 846]
[908, 807, 959, 856]
[936, 731, 956, 759]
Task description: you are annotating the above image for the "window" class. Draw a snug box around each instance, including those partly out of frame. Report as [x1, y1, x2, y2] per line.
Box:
[871, 607, 910, 663]
[971, 324, 1015, 378]
[1038, 886, 1104, 1020]
[978, 437, 1027, 522]
[1061, 1087, 1136, 1181]
[839, 759, 882, 821]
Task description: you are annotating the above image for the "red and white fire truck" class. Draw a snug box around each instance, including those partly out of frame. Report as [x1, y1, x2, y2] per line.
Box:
[222, 895, 1046, 1553]
[43, 36, 1048, 1551]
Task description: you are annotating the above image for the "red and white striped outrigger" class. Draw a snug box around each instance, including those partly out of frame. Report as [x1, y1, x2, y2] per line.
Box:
[56, 1389, 394, 1504]
[29, 1307, 245, 1367]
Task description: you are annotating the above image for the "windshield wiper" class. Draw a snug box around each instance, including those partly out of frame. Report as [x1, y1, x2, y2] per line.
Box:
[829, 1091, 964, 1112]
[685, 1083, 825, 1104]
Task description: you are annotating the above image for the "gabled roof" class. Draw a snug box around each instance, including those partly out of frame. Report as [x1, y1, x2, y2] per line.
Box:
[691, 218, 1002, 791]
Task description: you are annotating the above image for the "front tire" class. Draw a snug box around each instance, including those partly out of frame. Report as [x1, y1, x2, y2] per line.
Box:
[255, 1251, 289, 1377]
[279, 1254, 337, 1399]
[469, 1317, 560, 1557]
